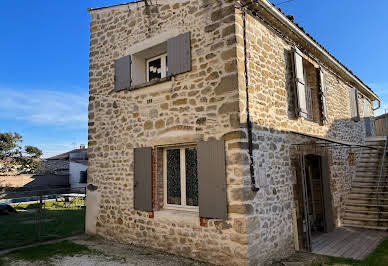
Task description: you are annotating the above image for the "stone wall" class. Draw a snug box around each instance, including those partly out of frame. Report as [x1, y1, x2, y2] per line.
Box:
[88, 0, 378, 265]
[88, 1, 251, 265]
[234, 9, 376, 265]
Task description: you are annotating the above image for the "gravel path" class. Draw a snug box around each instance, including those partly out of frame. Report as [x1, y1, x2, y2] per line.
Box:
[2, 236, 213, 266]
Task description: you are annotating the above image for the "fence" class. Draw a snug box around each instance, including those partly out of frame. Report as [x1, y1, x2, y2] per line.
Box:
[375, 113, 388, 136]
[0, 186, 86, 250]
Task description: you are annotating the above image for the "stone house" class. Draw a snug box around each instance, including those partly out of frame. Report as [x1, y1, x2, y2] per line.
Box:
[86, 0, 381, 265]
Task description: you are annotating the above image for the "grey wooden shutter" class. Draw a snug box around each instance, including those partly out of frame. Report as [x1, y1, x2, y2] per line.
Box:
[349, 87, 360, 122]
[197, 139, 227, 219]
[167, 32, 191, 76]
[114, 55, 132, 92]
[363, 98, 372, 137]
[321, 156, 334, 233]
[319, 67, 329, 124]
[134, 147, 153, 211]
[292, 47, 308, 119]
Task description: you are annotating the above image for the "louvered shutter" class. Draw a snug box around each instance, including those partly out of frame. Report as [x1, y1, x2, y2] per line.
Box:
[114, 55, 132, 91]
[292, 47, 308, 119]
[197, 140, 227, 219]
[363, 98, 372, 137]
[134, 147, 153, 211]
[319, 67, 329, 124]
[167, 32, 192, 76]
[349, 87, 360, 122]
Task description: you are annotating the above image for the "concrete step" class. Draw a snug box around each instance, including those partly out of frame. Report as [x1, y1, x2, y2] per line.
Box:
[343, 219, 388, 228]
[343, 216, 388, 223]
[347, 198, 388, 204]
[342, 223, 388, 231]
[352, 178, 388, 182]
[345, 203, 388, 212]
[344, 209, 388, 219]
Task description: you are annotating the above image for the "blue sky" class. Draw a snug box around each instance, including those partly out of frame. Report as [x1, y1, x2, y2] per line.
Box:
[0, 0, 387, 158]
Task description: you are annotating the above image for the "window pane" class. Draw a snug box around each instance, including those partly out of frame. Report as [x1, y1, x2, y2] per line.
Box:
[167, 149, 181, 205]
[185, 147, 198, 206]
[148, 57, 162, 81]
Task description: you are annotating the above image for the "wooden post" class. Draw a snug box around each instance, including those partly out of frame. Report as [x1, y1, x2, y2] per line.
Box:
[292, 208, 299, 251]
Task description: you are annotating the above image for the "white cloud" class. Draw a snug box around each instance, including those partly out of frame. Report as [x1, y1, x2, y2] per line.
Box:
[0, 87, 88, 128]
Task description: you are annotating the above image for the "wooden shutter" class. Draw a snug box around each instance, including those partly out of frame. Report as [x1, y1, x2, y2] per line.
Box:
[292, 47, 308, 119]
[197, 139, 227, 219]
[134, 147, 153, 211]
[167, 32, 192, 76]
[114, 55, 132, 92]
[321, 156, 334, 233]
[319, 67, 329, 124]
[349, 87, 360, 122]
[363, 98, 372, 137]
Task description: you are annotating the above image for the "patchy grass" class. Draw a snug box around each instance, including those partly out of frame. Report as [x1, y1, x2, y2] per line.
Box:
[0, 199, 85, 250]
[5, 241, 90, 262]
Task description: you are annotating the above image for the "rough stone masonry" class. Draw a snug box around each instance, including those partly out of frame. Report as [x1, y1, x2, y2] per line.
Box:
[86, 0, 379, 265]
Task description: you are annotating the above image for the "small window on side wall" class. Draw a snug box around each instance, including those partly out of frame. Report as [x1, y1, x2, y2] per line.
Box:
[79, 170, 87, 184]
[146, 54, 168, 82]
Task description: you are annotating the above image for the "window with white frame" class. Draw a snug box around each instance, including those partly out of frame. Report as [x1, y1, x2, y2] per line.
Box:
[163, 146, 198, 210]
[146, 54, 168, 82]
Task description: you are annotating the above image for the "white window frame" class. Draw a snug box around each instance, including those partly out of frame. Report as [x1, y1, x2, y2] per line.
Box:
[163, 146, 199, 212]
[146, 53, 168, 82]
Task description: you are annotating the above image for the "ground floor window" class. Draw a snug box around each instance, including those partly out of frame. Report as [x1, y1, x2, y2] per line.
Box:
[163, 146, 198, 210]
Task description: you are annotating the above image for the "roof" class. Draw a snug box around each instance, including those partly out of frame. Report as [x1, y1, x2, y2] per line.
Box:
[47, 148, 87, 160]
[88, 0, 142, 11]
[88, 0, 380, 102]
[375, 113, 388, 120]
[71, 160, 88, 166]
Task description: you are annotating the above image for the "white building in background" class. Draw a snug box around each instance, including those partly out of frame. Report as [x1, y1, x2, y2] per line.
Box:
[69, 147, 88, 190]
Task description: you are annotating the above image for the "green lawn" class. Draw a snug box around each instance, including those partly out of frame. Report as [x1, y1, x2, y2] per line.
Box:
[0, 199, 85, 250]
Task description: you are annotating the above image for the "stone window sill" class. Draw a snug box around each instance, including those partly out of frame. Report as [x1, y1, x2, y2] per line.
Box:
[129, 76, 172, 91]
[154, 209, 199, 226]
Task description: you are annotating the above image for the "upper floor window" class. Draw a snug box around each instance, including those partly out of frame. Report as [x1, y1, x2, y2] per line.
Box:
[114, 32, 191, 91]
[292, 47, 328, 124]
[147, 54, 168, 82]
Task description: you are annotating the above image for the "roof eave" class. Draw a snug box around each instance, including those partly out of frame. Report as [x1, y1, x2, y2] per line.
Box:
[246, 0, 380, 102]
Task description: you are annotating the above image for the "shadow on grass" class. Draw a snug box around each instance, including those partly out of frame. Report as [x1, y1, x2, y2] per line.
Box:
[0, 206, 84, 250]
[3, 240, 90, 262]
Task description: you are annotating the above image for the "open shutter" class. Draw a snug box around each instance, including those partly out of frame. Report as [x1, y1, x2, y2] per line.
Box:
[134, 147, 152, 211]
[167, 32, 191, 76]
[321, 156, 334, 233]
[363, 98, 372, 137]
[114, 55, 132, 91]
[349, 87, 360, 122]
[197, 139, 227, 219]
[319, 67, 329, 124]
[292, 47, 308, 119]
